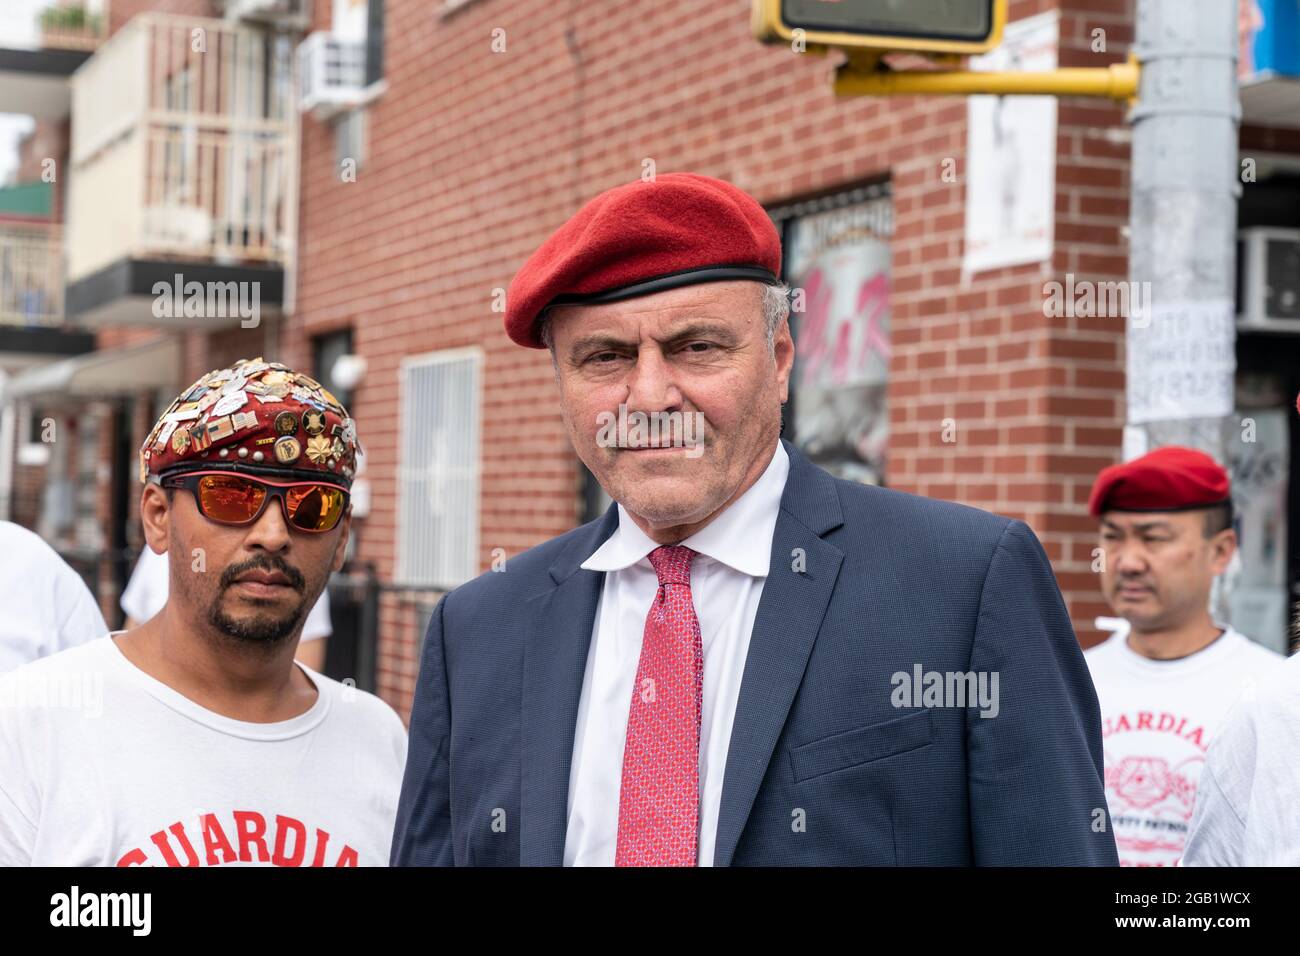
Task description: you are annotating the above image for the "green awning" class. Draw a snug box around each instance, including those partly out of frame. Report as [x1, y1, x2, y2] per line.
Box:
[0, 181, 53, 219]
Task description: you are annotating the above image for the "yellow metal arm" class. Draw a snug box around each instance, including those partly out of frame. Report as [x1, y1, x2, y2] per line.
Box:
[835, 57, 1140, 104]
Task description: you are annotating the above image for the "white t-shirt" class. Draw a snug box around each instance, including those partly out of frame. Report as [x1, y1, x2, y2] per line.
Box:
[121, 546, 331, 642]
[1084, 627, 1281, 866]
[0, 635, 407, 866]
[0, 520, 107, 673]
[1183, 648, 1300, 865]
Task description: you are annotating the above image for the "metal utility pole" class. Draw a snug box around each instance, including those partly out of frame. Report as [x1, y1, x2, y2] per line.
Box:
[1127, 0, 1241, 458]
[1127, 0, 1241, 622]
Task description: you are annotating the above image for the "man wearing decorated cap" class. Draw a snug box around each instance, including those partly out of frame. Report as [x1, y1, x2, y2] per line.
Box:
[0, 358, 407, 866]
[1084, 446, 1281, 866]
[393, 173, 1116, 866]
[1184, 396, 1300, 865]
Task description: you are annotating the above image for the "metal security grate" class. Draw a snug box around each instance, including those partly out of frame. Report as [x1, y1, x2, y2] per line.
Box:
[396, 348, 482, 589]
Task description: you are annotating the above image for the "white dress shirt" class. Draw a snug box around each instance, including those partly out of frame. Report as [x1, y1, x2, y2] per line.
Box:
[563, 440, 790, 866]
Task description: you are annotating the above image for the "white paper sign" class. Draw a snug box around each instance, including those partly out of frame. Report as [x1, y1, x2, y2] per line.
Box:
[962, 11, 1059, 276]
[1126, 299, 1236, 424]
[961, 11, 1060, 274]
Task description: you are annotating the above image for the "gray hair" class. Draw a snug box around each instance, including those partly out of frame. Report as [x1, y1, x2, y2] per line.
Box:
[760, 280, 791, 352]
[538, 279, 790, 359]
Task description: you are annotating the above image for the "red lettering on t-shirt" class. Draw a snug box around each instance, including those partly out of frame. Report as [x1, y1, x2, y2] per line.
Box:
[233, 810, 270, 863]
[310, 827, 330, 867]
[335, 845, 359, 867]
[272, 815, 308, 867]
[202, 813, 237, 866]
[116, 847, 148, 867]
[119, 812, 364, 866]
[151, 821, 200, 867]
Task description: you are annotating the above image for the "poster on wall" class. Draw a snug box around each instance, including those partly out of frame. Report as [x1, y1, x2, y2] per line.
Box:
[962, 10, 1059, 276]
[785, 197, 892, 485]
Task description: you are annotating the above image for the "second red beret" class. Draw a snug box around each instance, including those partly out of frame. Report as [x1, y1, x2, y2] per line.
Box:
[1088, 446, 1231, 518]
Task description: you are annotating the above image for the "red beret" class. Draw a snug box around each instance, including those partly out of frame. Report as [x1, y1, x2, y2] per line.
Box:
[1088, 446, 1231, 518]
[140, 357, 360, 488]
[505, 173, 782, 348]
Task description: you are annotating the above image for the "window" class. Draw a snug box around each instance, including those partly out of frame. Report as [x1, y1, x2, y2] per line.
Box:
[396, 348, 482, 588]
[332, 0, 383, 87]
[312, 328, 356, 409]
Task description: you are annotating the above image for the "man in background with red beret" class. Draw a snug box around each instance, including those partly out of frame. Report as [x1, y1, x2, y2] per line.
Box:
[1084, 446, 1282, 866]
[0, 358, 406, 866]
[393, 173, 1115, 866]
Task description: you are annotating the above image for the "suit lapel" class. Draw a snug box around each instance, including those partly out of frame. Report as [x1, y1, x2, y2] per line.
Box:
[519, 506, 617, 866]
[712, 441, 844, 866]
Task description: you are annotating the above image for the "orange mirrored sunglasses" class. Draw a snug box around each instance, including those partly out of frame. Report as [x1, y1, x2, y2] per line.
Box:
[161, 471, 349, 533]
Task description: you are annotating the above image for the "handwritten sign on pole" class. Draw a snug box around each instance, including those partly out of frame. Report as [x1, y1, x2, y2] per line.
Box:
[1125, 299, 1236, 425]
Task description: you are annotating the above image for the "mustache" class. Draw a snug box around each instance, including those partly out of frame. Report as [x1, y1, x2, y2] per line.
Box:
[219, 555, 305, 593]
[1113, 576, 1155, 593]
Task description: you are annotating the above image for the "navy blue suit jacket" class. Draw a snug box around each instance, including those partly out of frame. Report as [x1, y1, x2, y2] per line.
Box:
[392, 440, 1119, 866]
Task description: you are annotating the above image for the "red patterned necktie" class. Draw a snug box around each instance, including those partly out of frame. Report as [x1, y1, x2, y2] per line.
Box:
[615, 545, 704, 867]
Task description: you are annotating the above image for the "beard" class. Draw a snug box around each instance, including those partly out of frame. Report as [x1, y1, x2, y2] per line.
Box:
[207, 555, 310, 646]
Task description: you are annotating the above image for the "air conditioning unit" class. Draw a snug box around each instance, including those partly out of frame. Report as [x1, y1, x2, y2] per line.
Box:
[297, 32, 366, 118]
[1237, 227, 1300, 333]
[222, 0, 312, 29]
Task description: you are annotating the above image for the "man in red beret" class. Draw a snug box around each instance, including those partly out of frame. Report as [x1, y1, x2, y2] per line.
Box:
[0, 358, 406, 866]
[1083, 445, 1281, 866]
[394, 173, 1116, 866]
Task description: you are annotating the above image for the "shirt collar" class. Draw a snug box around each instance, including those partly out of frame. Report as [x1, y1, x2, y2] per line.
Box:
[581, 440, 789, 578]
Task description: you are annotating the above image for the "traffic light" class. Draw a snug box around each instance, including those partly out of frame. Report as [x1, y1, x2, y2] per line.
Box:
[753, 0, 1007, 55]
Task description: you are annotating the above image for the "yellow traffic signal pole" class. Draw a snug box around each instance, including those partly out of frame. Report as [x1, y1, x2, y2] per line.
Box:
[833, 52, 1140, 104]
[753, 0, 1139, 104]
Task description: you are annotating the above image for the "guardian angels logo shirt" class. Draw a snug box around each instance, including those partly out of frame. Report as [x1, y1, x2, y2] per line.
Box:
[0, 635, 407, 866]
[1084, 627, 1280, 867]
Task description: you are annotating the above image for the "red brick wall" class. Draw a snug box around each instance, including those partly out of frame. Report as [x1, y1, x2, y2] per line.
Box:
[108, 0, 218, 34]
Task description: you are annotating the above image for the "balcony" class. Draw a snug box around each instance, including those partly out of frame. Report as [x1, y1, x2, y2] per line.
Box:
[0, 224, 95, 366]
[220, 0, 312, 30]
[65, 13, 296, 328]
[0, 1, 107, 118]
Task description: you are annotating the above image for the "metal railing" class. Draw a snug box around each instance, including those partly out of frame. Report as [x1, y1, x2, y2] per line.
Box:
[0, 225, 64, 327]
[68, 13, 298, 282]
